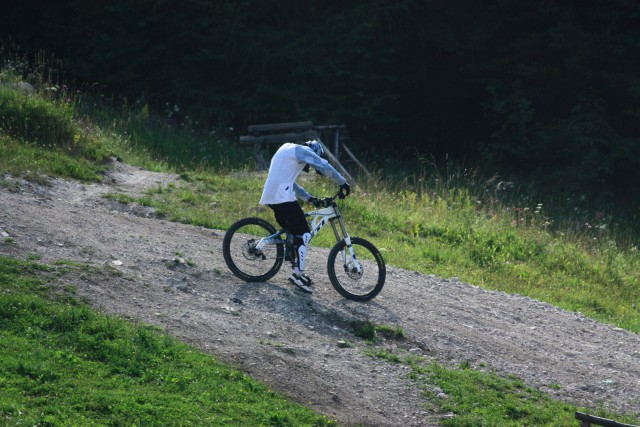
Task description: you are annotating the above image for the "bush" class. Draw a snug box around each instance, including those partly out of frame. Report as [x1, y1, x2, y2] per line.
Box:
[0, 85, 111, 166]
[0, 86, 75, 148]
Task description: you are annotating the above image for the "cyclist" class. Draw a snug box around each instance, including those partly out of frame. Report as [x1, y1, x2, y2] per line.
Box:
[260, 140, 350, 293]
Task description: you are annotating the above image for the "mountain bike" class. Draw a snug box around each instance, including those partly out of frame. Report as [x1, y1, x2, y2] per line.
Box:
[222, 193, 386, 301]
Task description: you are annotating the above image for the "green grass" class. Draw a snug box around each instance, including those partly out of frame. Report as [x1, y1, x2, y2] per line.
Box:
[0, 256, 334, 426]
[361, 340, 640, 426]
[410, 359, 588, 426]
[340, 182, 640, 333]
[353, 321, 405, 343]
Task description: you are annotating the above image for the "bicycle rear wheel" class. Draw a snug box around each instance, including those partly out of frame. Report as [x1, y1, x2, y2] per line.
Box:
[223, 217, 284, 282]
[327, 237, 386, 301]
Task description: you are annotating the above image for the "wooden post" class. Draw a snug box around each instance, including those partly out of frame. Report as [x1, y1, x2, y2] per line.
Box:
[342, 143, 372, 178]
[334, 127, 340, 160]
[253, 144, 269, 170]
[317, 140, 356, 186]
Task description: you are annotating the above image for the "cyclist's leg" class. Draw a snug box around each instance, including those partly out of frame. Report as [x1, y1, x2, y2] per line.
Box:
[268, 203, 289, 230]
[267, 203, 291, 260]
[279, 203, 310, 272]
[290, 230, 313, 292]
[269, 202, 313, 290]
[294, 232, 312, 272]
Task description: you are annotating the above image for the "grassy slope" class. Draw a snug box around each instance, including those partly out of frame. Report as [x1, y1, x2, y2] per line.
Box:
[1, 82, 639, 425]
[0, 256, 334, 426]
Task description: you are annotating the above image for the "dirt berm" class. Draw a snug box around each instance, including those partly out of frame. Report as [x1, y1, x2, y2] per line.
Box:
[1, 160, 638, 426]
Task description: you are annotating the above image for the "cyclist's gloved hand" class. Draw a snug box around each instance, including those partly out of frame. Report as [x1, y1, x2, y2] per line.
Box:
[338, 183, 351, 199]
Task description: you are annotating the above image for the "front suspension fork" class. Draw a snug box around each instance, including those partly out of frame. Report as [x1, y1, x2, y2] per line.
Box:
[330, 219, 363, 274]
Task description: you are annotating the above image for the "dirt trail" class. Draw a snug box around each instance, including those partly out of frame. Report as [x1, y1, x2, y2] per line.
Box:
[1, 160, 639, 426]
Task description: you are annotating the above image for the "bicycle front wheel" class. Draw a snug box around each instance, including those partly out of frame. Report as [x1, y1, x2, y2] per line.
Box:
[327, 237, 386, 301]
[222, 217, 284, 282]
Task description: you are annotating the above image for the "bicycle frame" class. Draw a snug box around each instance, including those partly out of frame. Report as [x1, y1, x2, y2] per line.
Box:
[254, 201, 363, 274]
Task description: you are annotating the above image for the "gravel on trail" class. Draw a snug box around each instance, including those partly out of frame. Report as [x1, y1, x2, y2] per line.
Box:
[1, 160, 639, 426]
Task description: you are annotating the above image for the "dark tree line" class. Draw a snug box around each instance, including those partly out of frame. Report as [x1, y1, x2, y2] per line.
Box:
[3, 0, 640, 220]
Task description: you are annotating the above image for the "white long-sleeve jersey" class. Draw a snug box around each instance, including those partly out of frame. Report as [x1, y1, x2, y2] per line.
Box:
[259, 142, 347, 205]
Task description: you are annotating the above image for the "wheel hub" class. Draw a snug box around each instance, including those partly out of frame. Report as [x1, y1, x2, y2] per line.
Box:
[344, 261, 363, 280]
[243, 239, 265, 261]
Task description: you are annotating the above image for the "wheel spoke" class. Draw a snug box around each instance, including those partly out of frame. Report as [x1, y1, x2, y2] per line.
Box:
[223, 218, 283, 282]
[328, 238, 385, 301]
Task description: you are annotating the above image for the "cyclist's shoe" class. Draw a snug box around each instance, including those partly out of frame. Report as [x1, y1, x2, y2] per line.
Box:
[300, 274, 313, 286]
[288, 273, 313, 293]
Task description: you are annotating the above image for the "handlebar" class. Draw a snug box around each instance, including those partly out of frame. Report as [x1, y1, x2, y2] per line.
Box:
[310, 191, 343, 208]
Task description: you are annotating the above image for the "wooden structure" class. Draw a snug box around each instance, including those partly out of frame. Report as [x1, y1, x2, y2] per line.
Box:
[239, 121, 371, 183]
[575, 412, 639, 427]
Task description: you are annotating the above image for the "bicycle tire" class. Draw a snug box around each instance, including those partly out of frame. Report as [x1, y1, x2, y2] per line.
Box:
[327, 237, 386, 301]
[222, 217, 284, 282]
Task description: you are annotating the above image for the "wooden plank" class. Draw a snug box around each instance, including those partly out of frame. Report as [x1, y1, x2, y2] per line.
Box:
[247, 121, 313, 133]
[575, 412, 640, 427]
[315, 124, 346, 130]
[240, 130, 318, 145]
[274, 130, 317, 141]
[239, 135, 259, 145]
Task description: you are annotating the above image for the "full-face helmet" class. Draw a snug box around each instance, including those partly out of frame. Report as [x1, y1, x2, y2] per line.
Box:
[306, 140, 324, 157]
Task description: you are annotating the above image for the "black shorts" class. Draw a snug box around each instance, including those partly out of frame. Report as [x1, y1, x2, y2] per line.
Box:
[268, 201, 310, 235]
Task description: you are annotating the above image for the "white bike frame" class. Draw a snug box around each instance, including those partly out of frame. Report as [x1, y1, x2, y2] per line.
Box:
[254, 202, 363, 274]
